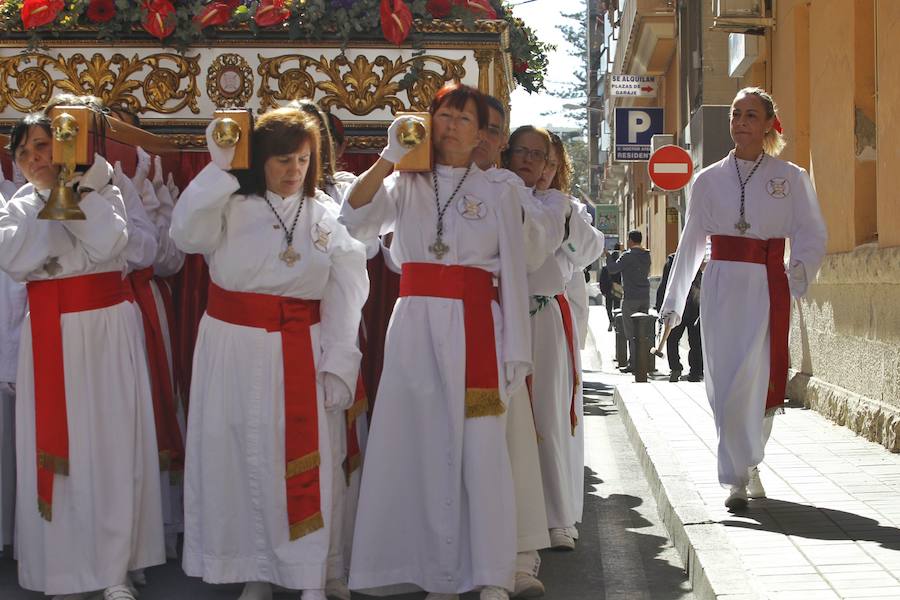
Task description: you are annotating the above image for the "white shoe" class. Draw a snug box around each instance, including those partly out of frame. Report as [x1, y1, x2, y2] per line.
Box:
[725, 485, 748, 510]
[747, 466, 766, 498]
[238, 582, 273, 600]
[512, 572, 545, 597]
[424, 594, 459, 600]
[301, 590, 327, 600]
[549, 527, 575, 551]
[103, 585, 136, 600]
[481, 586, 510, 600]
[565, 525, 579, 540]
[324, 578, 351, 600]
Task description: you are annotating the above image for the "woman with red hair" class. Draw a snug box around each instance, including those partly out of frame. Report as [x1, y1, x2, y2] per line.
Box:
[343, 84, 530, 600]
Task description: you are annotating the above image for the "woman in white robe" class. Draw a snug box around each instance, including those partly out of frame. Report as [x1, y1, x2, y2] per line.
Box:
[472, 101, 565, 598]
[539, 134, 605, 539]
[505, 128, 603, 551]
[660, 88, 827, 510]
[1, 113, 164, 599]
[343, 84, 531, 600]
[171, 107, 367, 600]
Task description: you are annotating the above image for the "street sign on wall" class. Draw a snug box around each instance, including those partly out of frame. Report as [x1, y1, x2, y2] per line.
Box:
[648, 144, 694, 191]
[595, 204, 619, 235]
[610, 75, 658, 97]
[614, 107, 664, 162]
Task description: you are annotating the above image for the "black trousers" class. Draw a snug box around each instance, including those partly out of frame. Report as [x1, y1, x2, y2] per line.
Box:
[667, 317, 702, 375]
[603, 294, 620, 323]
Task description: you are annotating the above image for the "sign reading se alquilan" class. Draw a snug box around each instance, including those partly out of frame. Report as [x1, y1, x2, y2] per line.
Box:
[610, 75, 658, 98]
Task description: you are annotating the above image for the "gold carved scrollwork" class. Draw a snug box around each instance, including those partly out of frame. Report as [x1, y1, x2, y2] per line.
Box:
[347, 135, 389, 151]
[257, 54, 318, 111]
[0, 52, 200, 114]
[257, 53, 466, 116]
[207, 54, 254, 109]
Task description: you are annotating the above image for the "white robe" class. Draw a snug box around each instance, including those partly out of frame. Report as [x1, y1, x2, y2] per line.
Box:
[0, 179, 165, 594]
[170, 164, 368, 590]
[342, 165, 531, 595]
[137, 176, 186, 549]
[485, 168, 562, 556]
[529, 190, 604, 530]
[660, 151, 827, 487]
[564, 200, 595, 349]
[0, 212, 27, 547]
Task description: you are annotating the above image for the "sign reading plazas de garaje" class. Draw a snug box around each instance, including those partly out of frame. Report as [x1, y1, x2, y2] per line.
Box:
[610, 75, 658, 98]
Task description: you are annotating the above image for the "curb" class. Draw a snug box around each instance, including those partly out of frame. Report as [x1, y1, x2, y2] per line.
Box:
[588, 311, 763, 599]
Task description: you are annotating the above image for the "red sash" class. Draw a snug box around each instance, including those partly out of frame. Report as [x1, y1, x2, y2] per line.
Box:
[128, 267, 184, 476]
[710, 235, 789, 412]
[399, 262, 504, 418]
[555, 294, 580, 435]
[205, 283, 323, 540]
[27, 271, 128, 520]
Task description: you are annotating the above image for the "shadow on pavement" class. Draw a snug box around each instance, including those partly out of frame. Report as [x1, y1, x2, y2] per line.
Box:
[721, 498, 900, 552]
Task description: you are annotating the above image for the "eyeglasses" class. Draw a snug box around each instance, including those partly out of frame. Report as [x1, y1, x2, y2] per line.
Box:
[509, 146, 548, 162]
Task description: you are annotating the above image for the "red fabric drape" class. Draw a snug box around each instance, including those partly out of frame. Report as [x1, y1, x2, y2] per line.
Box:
[169, 152, 212, 405]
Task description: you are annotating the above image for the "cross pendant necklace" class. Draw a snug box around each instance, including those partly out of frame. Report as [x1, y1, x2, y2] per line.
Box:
[733, 152, 765, 235]
[429, 165, 472, 259]
[263, 193, 305, 266]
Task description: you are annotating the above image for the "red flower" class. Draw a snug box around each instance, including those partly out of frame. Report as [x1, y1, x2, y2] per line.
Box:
[142, 0, 177, 39]
[254, 0, 291, 28]
[86, 0, 116, 23]
[426, 0, 452, 18]
[513, 59, 528, 74]
[456, 0, 497, 19]
[194, 1, 234, 28]
[380, 0, 412, 45]
[21, 0, 64, 30]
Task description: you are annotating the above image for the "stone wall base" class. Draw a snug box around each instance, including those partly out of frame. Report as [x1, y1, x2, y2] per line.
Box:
[788, 369, 900, 452]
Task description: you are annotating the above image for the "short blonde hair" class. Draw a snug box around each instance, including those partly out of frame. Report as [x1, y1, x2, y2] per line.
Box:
[733, 87, 785, 157]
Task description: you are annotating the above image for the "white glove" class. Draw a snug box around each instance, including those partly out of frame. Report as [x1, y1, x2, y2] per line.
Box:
[504, 361, 529, 396]
[112, 161, 128, 189]
[134, 146, 151, 189]
[323, 372, 353, 412]
[380, 115, 426, 165]
[140, 178, 162, 218]
[155, 179, 175, 226]
[166, 173, 180, 201]
[78, 154, 113, 193]
[659, 310, 681, 329]
[787, 259, 808, 297]
[152, 155, 165, 193]
[205, 119, 236, 171]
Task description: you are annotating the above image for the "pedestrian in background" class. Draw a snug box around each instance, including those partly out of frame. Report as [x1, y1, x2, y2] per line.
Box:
[605, 231, 650, 372]
[656, 253, 703, 382]
[598, 242, 622, 331]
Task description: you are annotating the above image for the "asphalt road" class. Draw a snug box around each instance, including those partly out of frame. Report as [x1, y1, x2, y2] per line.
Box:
[0, 306, 693, 600]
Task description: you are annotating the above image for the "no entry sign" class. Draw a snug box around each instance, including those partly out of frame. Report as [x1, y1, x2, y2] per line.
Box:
[648, 145, 693, 191]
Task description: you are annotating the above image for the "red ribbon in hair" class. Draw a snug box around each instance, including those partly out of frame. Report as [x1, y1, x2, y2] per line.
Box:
[773, 116, 783, 134]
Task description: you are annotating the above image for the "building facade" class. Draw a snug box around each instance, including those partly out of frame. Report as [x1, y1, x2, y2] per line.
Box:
[601, 0, 900, 450]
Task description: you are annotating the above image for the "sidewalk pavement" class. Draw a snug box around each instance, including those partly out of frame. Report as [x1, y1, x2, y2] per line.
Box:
[588, 305, 900, 600]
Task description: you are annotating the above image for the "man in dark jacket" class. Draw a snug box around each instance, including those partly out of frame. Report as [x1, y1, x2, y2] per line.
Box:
[598, 243, 622, 331]
[606, 230, 651, 371]
[656, 253, 703, 382]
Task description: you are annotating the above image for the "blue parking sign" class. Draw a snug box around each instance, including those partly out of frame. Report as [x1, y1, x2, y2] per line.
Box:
[614, 107, 664, 162]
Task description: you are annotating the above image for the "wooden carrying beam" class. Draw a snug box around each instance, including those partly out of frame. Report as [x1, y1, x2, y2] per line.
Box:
[48, 106, 178, 166]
